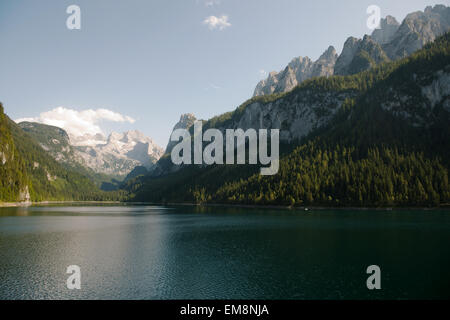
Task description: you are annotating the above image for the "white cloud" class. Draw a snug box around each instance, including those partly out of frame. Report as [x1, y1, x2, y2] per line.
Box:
[15, 107, 135, 138]
[196, 0, 221, 7]
[203, 15, 231, 30]
[204, 0, 221, 7]
[203, 83, 222, 91]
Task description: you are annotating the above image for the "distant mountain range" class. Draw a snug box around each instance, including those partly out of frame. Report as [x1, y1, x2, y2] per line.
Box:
[0, 108, 116, 202]
[254, 5, 450, 97]
[1, 4, 449, 206]
[18, 122, 163, 178]
[72, 131, 163, 176]
[13, 121, 163, 192]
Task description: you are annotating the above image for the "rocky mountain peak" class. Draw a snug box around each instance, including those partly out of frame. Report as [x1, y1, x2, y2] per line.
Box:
[252, 5, 449, 96]
[334, 37, 361, 75]
[335, 35, 388, 75]
[176, 113, 196, 130]
[19, 122, 164, 177]
[253, 47, 336, 97]
[383, 5, 450, 59]
[311, 46, 338, 78]
[371, 15, 400, 45]
[319, 46, 337, 60]
[164, 114, 197, 154]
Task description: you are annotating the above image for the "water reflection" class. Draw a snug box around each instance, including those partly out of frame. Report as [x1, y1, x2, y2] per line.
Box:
[1, 205, 450, 299]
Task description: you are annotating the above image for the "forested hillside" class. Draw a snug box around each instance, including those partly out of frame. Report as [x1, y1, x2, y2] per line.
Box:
[0, 103, 29, 202]
[124, 33, 450, 207]
[18, 121, 128, 191]
[1, 105, 126, 202]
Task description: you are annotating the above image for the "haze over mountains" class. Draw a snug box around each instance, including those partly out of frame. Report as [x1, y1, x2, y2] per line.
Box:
[254, 5, 450, 97]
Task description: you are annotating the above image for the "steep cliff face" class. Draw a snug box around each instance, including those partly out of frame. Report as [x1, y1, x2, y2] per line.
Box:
[164, 113, 196, 154]
[253, 46, 337, 97]
[18, 121, 164, 177]
[383, 5, 450, 60]
[311, 46, 338, 78]
[334, 35, 389, 75]
[74, 130, 163, 176]
[371, 16, 400, 45]
[149, 113, 197, 177]
[254, 5, 450, 96]
[216, 89, 358, 143]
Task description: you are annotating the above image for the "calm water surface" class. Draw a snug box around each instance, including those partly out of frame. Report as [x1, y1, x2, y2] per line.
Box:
[0, 205, 449, 299]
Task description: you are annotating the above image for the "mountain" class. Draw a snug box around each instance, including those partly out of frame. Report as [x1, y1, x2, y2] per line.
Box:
[149, 113, 197, 177]
[18, 122, 82, 167]
[0, 104, 29, 202]
[163, 113, 196, 155]
[383, 5, 450, 60]
[1, 106, 121, 202]
[253, 46, 337, 96]
[371, 15, 400, 45]
[334, 35, 390, 75]
[123, 166, 148, 183]
[123, 32, 450, 207]
[18, 122, 164, 179]
[73, 130, 164, 177]
[254, 5, 449, 96]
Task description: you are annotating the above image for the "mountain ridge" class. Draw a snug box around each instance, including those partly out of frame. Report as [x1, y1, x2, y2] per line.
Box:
[18, 122, 164, 178]
[253, 4, 450, 97]
[123, 32, 450, 207]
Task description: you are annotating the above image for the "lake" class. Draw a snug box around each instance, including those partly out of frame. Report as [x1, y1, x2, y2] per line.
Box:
[0, 205, 449, 300]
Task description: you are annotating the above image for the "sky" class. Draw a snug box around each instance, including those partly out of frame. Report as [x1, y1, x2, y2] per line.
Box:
[0, 0, 447, 147]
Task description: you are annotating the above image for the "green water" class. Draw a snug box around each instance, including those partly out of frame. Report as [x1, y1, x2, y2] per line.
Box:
[0, 205, 449, 299]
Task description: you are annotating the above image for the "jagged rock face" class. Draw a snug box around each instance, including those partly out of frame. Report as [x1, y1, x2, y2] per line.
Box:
[334, 37, 360, 75]
[371, 15, 400, 45]
[253, 5, 449, 96]
[150, 113, 197, 177]
[164, 113, 196, 154]
[383, 5, 450, 60]
[254, 71, 282, 96]
[253, 47, 337, 97]
[201, 89, 357, 144]
[18, 122, 164, 177]
[74, 130, 164, 176]
[311, 46, 338, 78]
[230, 89, 358, 143]
[334, 35, 389, 75]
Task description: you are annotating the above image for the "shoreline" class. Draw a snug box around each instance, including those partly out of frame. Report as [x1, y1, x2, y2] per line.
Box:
[1, 200, 448, 211]
[156, 202, 450, 211]
[0, 200, 122, 208]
